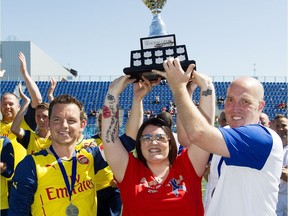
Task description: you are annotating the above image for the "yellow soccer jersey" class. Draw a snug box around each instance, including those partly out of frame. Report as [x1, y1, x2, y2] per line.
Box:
[0, 119, 32, 139]
[77, 136, 114, 191]
[31, 149, 97, 215]
[93, 136, 114, 191]
[22, 130, 52, 155]
[0, 175, 9, 210]
[0, 120, 28, 170]
[0, 137, 14, 210]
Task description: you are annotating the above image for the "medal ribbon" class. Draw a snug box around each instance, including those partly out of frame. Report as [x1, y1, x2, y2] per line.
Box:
[49, 146, 77, 201]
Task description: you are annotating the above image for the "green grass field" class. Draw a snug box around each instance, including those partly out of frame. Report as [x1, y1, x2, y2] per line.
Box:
[201, 178, 207, 202]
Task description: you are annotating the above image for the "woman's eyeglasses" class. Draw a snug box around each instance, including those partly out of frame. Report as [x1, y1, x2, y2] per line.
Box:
[140, 134, 170, 144]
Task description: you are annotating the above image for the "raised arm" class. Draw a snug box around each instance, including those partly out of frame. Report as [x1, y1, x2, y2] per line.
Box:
[18, 52, 42, 108]
[11, 84, 31, 139]
[153, 58, 229, 157]
[187, 70, 215, 175]
[126, 77, 160, 139]
[102, 75, 135, 183]
[47, 77, 57, 102]
[176, 72, 198, 148]
[170, 65, 215, 175]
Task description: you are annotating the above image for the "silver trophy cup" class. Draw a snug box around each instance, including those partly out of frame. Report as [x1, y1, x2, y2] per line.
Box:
[142, 0, 167, 36]
[123, 0, 195, 81]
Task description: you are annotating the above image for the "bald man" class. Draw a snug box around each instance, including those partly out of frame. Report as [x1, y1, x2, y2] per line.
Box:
[153, 58, 283, 216]
[259, 112, 270, 127]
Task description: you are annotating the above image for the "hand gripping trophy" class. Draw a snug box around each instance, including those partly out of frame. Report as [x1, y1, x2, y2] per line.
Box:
[123, 0, 196, 81]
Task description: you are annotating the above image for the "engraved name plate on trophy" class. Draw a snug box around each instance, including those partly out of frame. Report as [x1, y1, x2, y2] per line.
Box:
[123, 0, 196, 81]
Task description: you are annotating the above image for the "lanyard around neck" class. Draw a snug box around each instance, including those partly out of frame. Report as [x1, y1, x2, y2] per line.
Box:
[49, 145, 77, 201]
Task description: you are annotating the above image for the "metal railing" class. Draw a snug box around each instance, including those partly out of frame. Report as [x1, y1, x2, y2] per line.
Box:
[9, 74, 288, 83]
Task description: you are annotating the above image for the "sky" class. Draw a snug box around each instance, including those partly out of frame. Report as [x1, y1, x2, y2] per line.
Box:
[1, 0, 287, 81]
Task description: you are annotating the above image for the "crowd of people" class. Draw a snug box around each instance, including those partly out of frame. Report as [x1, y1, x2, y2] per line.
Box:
[0, 53, 287, 216]
[277, 101, 288, 110]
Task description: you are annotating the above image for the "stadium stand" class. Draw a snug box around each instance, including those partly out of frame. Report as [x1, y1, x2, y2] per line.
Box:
[1, 80, 287, 136]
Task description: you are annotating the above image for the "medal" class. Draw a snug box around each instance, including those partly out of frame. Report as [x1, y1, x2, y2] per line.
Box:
[49, 146, 78, 215]
[66, 203, 79, 216]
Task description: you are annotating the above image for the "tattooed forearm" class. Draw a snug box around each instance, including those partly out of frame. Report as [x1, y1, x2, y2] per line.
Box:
[105, 129, 112, 143]
[104, 92, 120, 143]
[103, 105, 111, 118]
[109, 113, 119, 143]
[105, 119, 118, 143]
[202, 89, 212, 97]
[107, 93, 116, 104]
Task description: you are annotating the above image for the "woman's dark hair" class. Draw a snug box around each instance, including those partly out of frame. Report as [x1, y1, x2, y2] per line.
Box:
[135, 117, 178, 167]
[156, 111, 173, 128]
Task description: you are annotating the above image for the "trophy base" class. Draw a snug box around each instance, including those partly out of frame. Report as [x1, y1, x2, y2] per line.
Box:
[123, 60, 196, 82]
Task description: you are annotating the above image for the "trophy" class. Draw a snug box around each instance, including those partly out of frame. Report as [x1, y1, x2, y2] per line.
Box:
[144, 0, 168, 37]
[123, 0, 196, 81]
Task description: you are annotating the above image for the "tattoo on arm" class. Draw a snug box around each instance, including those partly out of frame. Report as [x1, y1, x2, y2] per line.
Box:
[103, 105, 111, 118]
[104, 94, 119, 143]
[105, 114, 118, 143]
[107, 93, 116, 103]
[202, 89, 212, 97]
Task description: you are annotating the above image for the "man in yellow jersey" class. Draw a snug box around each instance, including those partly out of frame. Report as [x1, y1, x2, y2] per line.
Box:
[0, 136, 14, 216]
[9, 94, 108, 215]
[8, 90, 148, 216]
[11, 85, 51, 155]
[0, 52, 42, 213]
[1, 52, 43, 157]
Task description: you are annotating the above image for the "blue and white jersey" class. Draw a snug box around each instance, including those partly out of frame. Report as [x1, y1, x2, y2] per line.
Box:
[203, 154, 222, 210]
[204, 126, 229, 210]
[206, 124, 283, 216]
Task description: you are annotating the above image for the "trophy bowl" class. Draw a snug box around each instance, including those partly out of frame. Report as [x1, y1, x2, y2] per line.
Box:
[142, 0, 167, 36]
[142, 0, 167, 14]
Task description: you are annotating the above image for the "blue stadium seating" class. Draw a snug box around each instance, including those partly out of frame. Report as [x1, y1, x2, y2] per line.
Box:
[1, 80, 287, 136]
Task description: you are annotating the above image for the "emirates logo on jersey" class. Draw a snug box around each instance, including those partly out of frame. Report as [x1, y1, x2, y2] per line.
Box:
[77, 154, 89, 164]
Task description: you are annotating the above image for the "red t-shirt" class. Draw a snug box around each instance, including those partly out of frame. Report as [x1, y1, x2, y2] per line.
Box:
[118, 149, 204, 216]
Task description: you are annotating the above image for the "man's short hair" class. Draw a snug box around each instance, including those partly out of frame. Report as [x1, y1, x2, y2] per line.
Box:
[1, 92, 20, 101]
[36, 102, 49, 111]
[49, 94, 85, 121]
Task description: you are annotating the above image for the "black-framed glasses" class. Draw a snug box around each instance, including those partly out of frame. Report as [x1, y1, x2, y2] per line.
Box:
[140, 134, 170, 144]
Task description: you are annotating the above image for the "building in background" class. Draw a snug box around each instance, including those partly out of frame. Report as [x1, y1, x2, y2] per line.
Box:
[0, 41, 76, 81]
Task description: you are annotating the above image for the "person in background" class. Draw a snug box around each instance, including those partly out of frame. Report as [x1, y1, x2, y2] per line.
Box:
[259, 112, 270, 127]
[0, 137, 14, 216]
[102, 70, 214, 215]
[0, 52, 42, 214]
[156, 111, 182, 153]
[153, 58, 283, 216]
[217, 111, 228, 127]
[11, 85, 51, 155]
[1, 52, 42, 161]
[271, 114, 288, 216]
